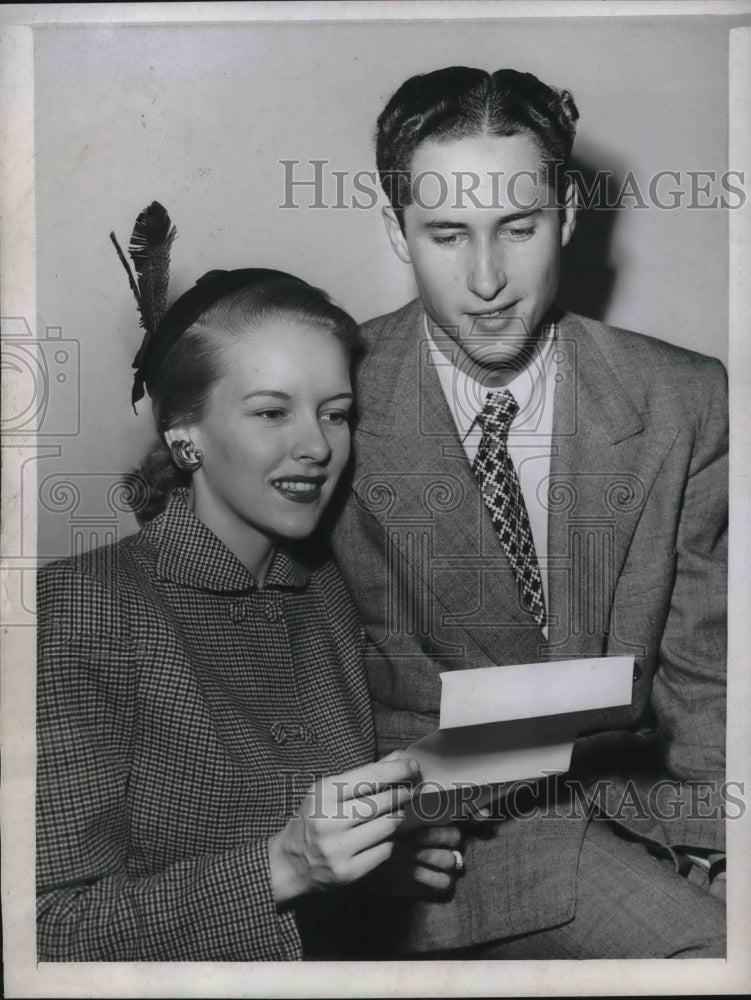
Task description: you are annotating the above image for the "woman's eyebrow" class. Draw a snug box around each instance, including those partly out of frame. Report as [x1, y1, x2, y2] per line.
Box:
[242, 390, 354, 403]
[242, 389, 290, 401]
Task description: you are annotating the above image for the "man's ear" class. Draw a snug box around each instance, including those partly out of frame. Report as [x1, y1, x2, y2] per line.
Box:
[382, 206, 412, 264]
[560, 177, 577, 248]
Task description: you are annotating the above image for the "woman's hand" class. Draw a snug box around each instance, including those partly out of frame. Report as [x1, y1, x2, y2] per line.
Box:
[361, 824, 464, 898]
[268, 755, 419, 905]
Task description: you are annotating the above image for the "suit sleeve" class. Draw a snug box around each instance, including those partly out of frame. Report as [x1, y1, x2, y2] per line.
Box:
[36, 569, 302, 961]
[648, 359, 728, 851]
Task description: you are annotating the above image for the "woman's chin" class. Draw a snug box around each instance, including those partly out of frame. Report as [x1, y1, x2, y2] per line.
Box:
[275, 510, 325, 541]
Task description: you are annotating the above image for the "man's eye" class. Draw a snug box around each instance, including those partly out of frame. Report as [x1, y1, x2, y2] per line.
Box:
[431, 233, 463, 246]
[504, 226, 536, 240]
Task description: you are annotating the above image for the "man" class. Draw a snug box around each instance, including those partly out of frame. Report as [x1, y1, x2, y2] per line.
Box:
[330, 67, 727, 958]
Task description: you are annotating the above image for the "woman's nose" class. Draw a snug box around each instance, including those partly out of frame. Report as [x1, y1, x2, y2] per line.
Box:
[291, 417, 331, 464]
[467, 245, 508, 301]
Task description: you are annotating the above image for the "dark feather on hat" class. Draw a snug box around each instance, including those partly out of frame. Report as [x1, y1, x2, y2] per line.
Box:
[110, 201, 176, 410]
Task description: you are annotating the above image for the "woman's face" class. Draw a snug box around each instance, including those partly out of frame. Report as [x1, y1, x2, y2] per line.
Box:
[172, 318, 352, 570]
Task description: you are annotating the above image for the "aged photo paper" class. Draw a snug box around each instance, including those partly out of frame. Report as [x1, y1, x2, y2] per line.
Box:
[2, 2, 750, 996]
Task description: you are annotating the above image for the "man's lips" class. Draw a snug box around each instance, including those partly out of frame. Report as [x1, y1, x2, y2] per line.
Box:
[271, 475, 327, 505]
[465, 303, 523, 333]
[467, 302, 520, 319]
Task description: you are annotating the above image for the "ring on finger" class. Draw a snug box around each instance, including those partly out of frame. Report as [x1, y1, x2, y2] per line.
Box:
[451, 848, 464, 872]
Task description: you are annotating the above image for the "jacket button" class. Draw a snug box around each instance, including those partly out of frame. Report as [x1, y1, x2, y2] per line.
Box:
[229, 601, 247, 623]
[270, 722, 317, 745]
[633, 663, 642, 681]
[263, 602, 282, 623]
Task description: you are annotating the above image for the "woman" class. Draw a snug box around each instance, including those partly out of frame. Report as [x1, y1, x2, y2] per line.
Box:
[36, 267, 460, 961]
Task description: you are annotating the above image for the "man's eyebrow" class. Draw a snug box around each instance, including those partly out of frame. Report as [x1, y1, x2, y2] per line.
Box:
[422, 209, 541, 229]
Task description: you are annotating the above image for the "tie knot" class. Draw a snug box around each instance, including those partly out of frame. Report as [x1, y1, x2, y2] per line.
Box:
[476, 388, 519, 437]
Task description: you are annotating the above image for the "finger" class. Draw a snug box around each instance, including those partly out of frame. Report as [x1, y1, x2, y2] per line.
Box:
[709, 874, 726, 901]
[411, 847, 460, 872]
[405, 824, 462, 849]
[332, 758, 420, 801]
[347, 838, 396, 883]
[348, 784, 413, 824]
[465, 803, 492, 822]
[408, 863, 454, 893]
[347, 810, 406, 855]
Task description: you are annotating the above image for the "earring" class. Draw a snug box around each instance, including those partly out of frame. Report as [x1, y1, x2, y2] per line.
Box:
[170, 439, 203, 471]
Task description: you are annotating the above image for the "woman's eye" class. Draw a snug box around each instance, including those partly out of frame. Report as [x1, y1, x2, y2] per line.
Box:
[254, 408, 286, 421]
[321, 410, 349, 426]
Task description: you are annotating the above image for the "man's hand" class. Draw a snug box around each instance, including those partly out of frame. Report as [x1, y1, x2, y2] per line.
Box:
[708, 872, 726, 900]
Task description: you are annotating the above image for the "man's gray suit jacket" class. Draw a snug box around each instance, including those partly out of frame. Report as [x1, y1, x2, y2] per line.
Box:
[330, 299, 727, 950]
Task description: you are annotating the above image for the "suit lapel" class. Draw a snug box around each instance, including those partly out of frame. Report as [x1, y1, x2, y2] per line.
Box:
[545, 313, 680, 659]
[353, 301, 543, 668]
[353, 304, 682, 670]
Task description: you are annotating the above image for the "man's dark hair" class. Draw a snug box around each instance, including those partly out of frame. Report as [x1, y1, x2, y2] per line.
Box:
[375, 67, 579, 227]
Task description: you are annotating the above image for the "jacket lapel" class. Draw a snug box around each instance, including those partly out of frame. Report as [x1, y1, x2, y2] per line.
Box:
[544, 313, 680, 659]
[353, 301, 543, 668]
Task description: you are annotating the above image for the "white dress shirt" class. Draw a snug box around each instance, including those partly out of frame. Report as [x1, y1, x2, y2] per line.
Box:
[424, 313, 558, 635]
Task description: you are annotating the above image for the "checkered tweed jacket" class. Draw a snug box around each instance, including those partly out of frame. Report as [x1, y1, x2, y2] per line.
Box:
[37, 489, 375, 961]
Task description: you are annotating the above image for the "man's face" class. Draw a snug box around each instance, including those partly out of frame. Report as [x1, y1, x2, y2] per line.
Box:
[384, 133, 575, 377]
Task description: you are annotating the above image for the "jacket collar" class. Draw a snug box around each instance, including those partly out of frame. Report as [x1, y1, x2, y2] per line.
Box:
[357, 301, 646, 444]
[149, 489, 310, 593]
[352, 299, 546, 663]
[553, 311, 644, 446]
[351, 301, 679, 662]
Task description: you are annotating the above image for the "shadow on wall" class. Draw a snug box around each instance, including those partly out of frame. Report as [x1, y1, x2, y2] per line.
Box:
[557, 155, 621, 322]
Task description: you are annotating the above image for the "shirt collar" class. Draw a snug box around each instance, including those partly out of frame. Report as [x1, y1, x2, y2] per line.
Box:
[151, 489, 310, 593]
[423, 310, 558, 439]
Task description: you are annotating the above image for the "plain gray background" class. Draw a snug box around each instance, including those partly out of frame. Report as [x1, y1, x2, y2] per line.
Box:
[33, 17, 734, 558]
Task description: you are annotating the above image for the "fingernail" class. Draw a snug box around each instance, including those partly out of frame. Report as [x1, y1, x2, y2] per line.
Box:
[408, 759, 420, 774]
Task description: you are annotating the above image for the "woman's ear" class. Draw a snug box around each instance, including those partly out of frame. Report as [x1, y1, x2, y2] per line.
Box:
[164, 426, 199, 450]
[164, 426, 204, 473]
[163, 428, 183, 449]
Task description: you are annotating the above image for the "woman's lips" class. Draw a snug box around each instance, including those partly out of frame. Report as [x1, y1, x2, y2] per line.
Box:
[271, 477, 326, 505]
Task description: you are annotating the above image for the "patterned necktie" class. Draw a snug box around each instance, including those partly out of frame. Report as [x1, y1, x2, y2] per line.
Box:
[472, 388, 546, 628]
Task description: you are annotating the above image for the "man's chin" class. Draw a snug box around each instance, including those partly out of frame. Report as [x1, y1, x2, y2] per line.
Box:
[460, 342, 539, 379]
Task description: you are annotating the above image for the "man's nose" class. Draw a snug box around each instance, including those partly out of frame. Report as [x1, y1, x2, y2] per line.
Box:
[467, 244, 508, 301]
[291, 416, 332, 464]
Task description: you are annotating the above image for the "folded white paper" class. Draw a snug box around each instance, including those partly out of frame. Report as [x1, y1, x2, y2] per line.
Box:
[439, 656, 635, 729]
[402, 656, 634, 826]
